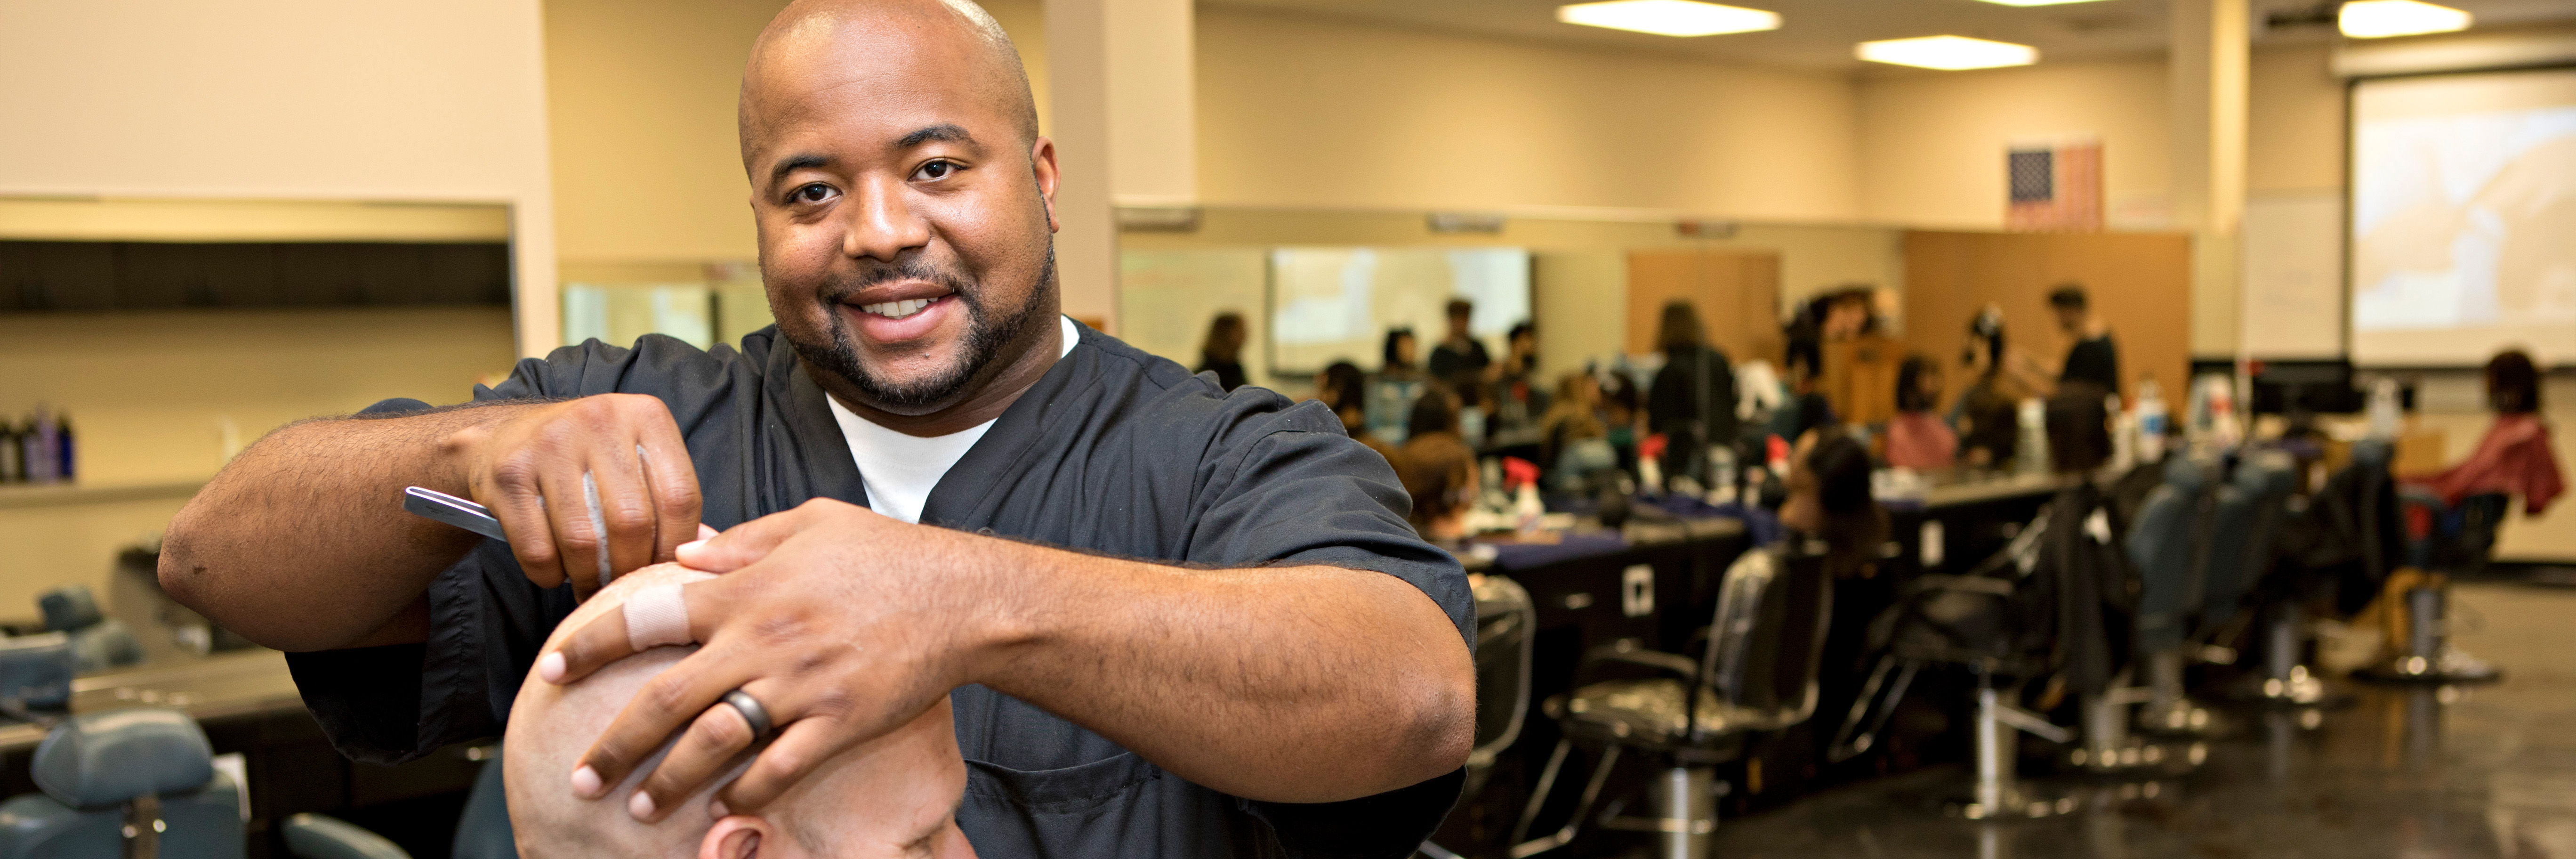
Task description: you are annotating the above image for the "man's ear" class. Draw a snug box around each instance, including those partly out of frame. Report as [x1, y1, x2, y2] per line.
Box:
[699, 816, 773, 859]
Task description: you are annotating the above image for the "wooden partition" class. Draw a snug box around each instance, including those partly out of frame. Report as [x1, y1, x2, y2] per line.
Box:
[1901, 230, 2192, 407]
[1626, 249, 1782, 364]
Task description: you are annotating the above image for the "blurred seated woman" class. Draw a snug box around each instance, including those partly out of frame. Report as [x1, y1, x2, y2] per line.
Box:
[1314, 360, 1400, 462]
[2414, 349, 2563, 517]
[1538, 372, 1609, 477]
[1779, 429, 1889, 577]
[1408, 383, 1464, 446]
[1194, 311, 1248, 392]
[1884, 354, 1958, 470]
[1601, 373, 1644, 476]
[1398, 431, 1479, 543]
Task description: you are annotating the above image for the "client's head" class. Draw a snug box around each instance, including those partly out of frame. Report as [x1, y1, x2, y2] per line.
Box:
[505, 563, 972, 859]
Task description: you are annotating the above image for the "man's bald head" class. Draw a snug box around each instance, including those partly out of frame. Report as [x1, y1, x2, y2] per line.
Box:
[741, 0, 1039, 167]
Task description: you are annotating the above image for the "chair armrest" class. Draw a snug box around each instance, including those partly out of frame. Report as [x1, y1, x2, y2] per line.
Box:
[283, 814, 414, 859]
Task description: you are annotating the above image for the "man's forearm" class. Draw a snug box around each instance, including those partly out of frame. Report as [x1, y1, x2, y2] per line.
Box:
[160, 404, 529, 651]
[966, 541, 1474, 803]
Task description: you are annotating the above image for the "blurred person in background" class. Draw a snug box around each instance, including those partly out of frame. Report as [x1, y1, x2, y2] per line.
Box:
[1647, 300, 1739, 487]
[1407, 384, 1465, 446]
[2022, 284, 2119, 397]
[1490, 322, 1547, 436]
[1780, 429, 1888, 577]
[2414, 349, 2562, 517]
[1427, 299, 1491, 386]
[1820, 286, 1900, 427]
[1315, 360, 1400, 463]
[1397, 430, 1479, 543]
[1884, 354, 1957, 470]
[1538, 372, 1605, 475]
[1380, 327, 1422, 381]
[1956, 305, 2025, 469]
[1601, 373, 1645, 477]
[1195, 311, 1248, 392]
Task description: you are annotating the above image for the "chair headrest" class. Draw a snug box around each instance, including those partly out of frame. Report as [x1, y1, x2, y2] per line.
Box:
[33, 708, 216, 810]
[2160, 455, 2211, 492]
[38, 585, 103, 633]
[0, 632, 75, 710]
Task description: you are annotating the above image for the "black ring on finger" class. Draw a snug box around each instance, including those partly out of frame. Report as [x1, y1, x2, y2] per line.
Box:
[720, 689, 775, 743]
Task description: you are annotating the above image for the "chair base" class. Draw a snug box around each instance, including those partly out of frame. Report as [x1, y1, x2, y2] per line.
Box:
[2133, 699, 2229, 738]
[2064, 737, 2205, 777]
[1934, 785, 2079, 820]
[2229, 665, 2354, 708]
[2354, 650, 2502, 684]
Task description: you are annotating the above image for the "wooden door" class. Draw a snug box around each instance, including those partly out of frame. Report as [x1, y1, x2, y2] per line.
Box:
[1626, 249, 1782, 365]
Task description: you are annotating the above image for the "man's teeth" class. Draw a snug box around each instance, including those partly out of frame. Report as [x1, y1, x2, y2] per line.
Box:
[861, 298, 935, 319]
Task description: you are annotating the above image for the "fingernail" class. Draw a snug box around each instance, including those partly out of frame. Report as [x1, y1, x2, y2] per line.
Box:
[571, 766, 603, 798]
[629, 789, 658, 820]
[676, 539, 708, 556]
[708, 798, 730, 818]
[537, 652, 567, 683]
[698, 524, 719, 539]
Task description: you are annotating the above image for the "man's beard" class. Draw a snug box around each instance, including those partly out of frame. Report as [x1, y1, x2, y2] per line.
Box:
[787, 248, 1054, 410]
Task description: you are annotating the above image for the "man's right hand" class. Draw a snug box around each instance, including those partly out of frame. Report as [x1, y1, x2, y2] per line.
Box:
[442, 394, 704, 601]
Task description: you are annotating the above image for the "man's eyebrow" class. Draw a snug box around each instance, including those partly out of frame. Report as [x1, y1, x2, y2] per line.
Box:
[769, 154, 833, 184]
[897, 124, 974, 148]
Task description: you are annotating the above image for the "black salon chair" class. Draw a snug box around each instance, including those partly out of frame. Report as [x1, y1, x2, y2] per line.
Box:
[1509, 547, 1829, 858]
[1420, 575, 1535, 859]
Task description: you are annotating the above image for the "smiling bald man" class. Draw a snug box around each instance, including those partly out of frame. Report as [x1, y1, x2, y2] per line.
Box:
[159, 0, 1473, 855]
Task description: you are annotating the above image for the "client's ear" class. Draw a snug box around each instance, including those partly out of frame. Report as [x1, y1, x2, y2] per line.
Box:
[699, 816, 774, 859]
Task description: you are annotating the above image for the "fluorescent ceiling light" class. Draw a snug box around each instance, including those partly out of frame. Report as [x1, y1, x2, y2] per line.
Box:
[2339, 0, 2471, 38]
[1856, 35, 2040, 70]
[1556, 0, 1781, 37]
[1972, 0, 2110, 5]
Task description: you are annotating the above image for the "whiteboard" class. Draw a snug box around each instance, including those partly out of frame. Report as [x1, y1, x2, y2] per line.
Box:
[2239, 192, 2344, 359]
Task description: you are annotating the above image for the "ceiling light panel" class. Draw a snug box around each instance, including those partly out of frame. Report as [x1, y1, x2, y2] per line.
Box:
[1856, 35, 2040, 70]
[2339, 0, 2471, 38]
[1971, 0, 2112, 5]
[1555, 0, 1782, 38]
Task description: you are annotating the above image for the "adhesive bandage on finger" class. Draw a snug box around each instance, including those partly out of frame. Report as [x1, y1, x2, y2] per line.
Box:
[622, 583, 693, 651]
[583, 470, 613, 589]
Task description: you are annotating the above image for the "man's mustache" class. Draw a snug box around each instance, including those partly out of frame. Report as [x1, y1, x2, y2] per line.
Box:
[820, 260, 979, 304]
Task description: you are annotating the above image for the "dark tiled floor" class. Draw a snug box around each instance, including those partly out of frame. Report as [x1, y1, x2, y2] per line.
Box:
[1702, 583, 2576, 859]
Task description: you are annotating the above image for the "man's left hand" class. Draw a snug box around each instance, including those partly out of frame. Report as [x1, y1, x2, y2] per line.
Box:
[538, 497, 1003, 821]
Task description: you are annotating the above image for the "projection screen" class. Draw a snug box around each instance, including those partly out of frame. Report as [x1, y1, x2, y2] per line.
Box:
[2349, 66, 2576, 367]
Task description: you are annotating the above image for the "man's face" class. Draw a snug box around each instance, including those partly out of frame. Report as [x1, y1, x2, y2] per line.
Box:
[2052, 306, 2084, 335]
[743, 13, 1057, 413]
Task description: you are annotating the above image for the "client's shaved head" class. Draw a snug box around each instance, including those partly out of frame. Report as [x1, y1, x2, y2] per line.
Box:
[505, 564, 973, 859]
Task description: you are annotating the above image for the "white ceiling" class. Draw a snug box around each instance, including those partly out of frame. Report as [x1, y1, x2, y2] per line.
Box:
[1196, 0, 2576, 72]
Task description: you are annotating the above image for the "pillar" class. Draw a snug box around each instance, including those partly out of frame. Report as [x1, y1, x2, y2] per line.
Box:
[2170, 0, 2250, 361]
[1043, 0, 1196, 333]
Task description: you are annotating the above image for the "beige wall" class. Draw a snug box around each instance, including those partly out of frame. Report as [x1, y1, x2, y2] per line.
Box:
[0, 0, 560, 355]
[540, 0, 1056, 269]
[0, 308, 517, 615]
[1194, 8, 1860, 220]
[1857, 58, 2173, 230]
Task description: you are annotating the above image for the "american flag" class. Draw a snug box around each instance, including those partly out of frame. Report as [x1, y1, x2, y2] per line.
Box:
[2005, 140, 2102, 232]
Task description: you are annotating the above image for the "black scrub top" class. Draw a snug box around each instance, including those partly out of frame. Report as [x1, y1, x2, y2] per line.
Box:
[2060, 334, 2120, 396]
[284, 322, 1472, 859]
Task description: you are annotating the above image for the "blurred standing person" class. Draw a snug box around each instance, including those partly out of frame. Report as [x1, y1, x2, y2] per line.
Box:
[1197, 311, 1249, 392]
[1884, 354, 1958, 470]
[1426, 299, 1491, 386]
[1646, 300, 1739, 488]
[1820, 286, 1901, 427]
[2034, 284, 2119, 397]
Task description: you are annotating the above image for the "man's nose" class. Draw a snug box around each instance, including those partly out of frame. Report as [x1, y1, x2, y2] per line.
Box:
[840, 175, 932, 263]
